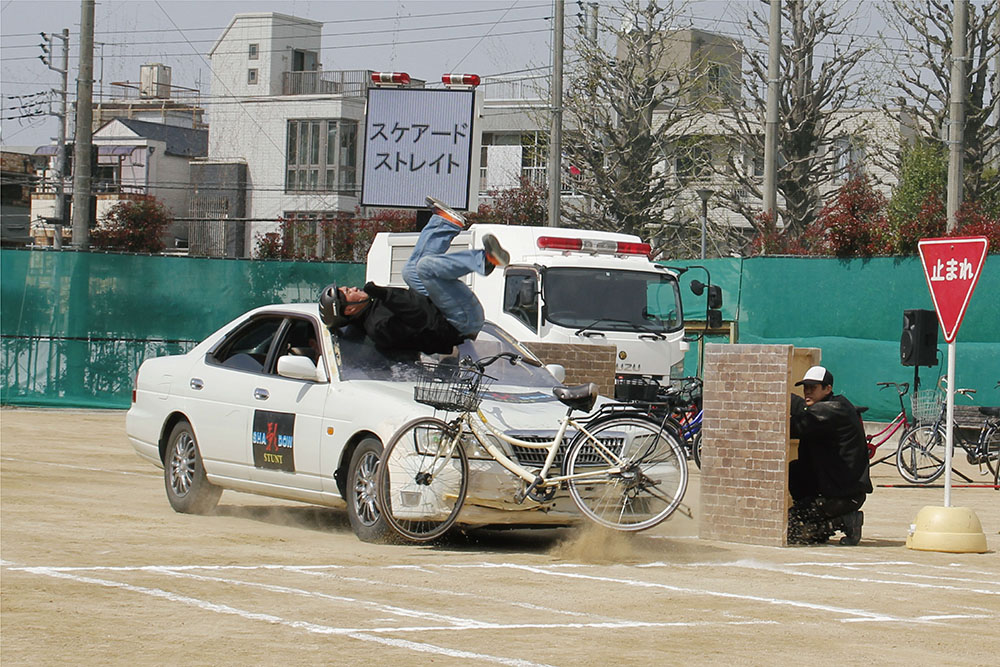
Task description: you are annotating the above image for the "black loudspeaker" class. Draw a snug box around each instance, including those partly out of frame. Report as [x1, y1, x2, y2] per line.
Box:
[900, 309, 938, 367]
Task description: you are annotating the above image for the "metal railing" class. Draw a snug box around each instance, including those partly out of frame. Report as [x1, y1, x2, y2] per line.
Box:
[282, 70, 373, 97]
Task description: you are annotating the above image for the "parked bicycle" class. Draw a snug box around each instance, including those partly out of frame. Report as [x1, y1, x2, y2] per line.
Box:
[376, 352, 689, 542]
[895, 380, 999, 484]
[615, 376, 703, 467]
[863, 382, 914, 467]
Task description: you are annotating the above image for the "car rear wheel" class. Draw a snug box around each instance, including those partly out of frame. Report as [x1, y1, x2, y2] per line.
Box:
[346, 437, 394, 543]
[164, 420, 222, 514]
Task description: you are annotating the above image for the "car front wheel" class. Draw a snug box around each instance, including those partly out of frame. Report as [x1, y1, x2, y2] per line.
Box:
[346, 437, 394, 543]
[164, 420, 222, 514]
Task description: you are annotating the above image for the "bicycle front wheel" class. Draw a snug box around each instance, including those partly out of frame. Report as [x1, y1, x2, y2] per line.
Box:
[565, 416, 688, 531]
[376, 417, 469, 542]
[896, 423, 946, 484]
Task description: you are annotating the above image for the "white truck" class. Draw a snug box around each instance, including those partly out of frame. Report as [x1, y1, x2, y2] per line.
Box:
[365, 224, 688, 396]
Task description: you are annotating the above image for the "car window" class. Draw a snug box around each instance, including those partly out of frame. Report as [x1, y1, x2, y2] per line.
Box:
[209, 316, 284, 374]
[273, 317, 322, 369]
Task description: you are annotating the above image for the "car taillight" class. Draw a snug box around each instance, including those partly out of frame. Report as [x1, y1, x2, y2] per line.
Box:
[131, 372, 137, 404]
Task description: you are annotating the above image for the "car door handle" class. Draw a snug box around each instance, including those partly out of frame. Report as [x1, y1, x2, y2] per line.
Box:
[190, 378, 204, 390]
[254, 388, 269, 401]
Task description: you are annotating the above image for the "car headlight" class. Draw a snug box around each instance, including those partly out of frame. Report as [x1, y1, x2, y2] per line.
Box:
[463, 433, 501, 460]
[410, 427, 498, 461]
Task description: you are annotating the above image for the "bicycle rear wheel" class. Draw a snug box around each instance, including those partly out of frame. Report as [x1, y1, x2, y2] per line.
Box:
[376, 417, 469, 542]
[896, 423, 946, 484]
[565, 416, 688, 531]
[982, 423, 999, 480]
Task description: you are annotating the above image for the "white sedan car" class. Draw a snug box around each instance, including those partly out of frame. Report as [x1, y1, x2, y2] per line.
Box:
[127, 304, 598, 542]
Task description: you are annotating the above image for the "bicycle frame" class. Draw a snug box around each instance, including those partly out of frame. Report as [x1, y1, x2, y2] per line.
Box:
[868, 382, 912, 466]
[461, 406, 633, 489]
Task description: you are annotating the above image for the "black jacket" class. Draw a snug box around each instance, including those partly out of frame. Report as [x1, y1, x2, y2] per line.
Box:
[790, 392, 873, 499]
[358, 282, 463, 355]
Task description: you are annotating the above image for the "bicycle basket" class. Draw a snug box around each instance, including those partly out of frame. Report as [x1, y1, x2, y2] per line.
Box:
[911, 389, 943, 423]
[614, 377, 660, 402]
[413, 361, 495, 412]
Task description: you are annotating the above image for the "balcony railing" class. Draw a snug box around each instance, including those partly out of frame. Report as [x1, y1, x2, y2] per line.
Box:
[282, 70, 373, 97]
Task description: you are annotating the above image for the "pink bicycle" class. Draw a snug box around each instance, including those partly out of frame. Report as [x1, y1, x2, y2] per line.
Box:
[864, 382, 914, 467]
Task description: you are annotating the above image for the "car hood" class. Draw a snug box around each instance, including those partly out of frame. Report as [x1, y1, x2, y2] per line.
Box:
[347, 379, 581, 436]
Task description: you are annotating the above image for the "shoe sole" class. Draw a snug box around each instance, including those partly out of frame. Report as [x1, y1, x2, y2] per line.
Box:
[483, 235, 509, 267]
[426, 196, 466, 228]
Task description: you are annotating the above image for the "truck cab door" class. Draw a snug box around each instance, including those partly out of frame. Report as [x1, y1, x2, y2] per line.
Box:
[502, 269, 541, 333]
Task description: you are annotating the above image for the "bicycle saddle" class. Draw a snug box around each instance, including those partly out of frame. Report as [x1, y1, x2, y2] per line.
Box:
[979, 406, 1000, 418]
[553, 383, 598, 412]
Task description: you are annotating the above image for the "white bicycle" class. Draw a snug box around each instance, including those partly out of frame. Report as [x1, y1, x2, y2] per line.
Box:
[376, 352, 689, 541]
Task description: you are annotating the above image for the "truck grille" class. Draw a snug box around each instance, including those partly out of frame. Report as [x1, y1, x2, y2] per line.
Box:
[509, 434, 625, 468]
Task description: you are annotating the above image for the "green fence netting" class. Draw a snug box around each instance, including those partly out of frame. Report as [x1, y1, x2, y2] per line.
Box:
[667, 254, 1000, 420]
[2, 249, 364, 409]
[4, 249, 998, 418]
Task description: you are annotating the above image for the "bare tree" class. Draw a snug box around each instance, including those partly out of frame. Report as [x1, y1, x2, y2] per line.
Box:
[880, 0, 999, 204]
[718, 0, 872, 240]
[561, 0, 697, 239]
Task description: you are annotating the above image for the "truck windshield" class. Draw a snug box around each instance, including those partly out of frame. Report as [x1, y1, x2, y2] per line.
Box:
[543, 268, 683, 333]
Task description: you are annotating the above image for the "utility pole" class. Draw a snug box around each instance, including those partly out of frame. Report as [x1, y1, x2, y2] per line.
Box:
[40, 29, 69, 248]
[946, 0, 967, 232]
[762, 0, 781, 224]
[547, 0, 564, 227]
[71, 0, 96, 247]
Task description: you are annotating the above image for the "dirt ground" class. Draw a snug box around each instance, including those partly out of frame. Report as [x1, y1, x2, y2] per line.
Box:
[2, 408, 997, 666]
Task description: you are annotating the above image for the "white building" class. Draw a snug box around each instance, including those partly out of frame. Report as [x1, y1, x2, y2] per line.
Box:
[202, 12, 371, 256]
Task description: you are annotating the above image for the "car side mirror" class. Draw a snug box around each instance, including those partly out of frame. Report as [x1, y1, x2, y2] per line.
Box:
[545, 364, 566, 384]
[277, 354, 328, 383]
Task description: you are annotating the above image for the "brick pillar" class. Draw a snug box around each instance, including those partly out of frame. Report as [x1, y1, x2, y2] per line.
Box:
[699, 344, 794, 546]
[522, 342, 616, 397]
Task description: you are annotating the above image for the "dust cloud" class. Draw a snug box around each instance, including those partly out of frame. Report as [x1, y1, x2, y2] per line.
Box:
[549, 523, 664, 564]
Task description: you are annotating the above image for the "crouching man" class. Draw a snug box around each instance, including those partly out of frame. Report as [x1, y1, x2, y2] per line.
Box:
[788, 365, 872, 545]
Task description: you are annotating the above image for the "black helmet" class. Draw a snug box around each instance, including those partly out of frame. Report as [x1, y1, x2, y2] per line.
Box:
[318, 283, 350, 328]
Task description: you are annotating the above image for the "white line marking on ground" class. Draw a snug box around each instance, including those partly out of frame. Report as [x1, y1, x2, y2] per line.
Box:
[690, 559, 1000, 596]
[151, 567, 485, 627]
[17, 566, 553, 667]
[289, 567, 629, 624]
[468, 563, 910, 623]
[0, 456, 156, 477]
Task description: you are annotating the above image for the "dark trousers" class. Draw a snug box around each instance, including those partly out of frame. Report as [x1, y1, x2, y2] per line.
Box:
[788, 494, 865, 542]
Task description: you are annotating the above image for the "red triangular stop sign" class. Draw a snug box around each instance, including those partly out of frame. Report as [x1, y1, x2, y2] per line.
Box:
[917, 236, 990, 343]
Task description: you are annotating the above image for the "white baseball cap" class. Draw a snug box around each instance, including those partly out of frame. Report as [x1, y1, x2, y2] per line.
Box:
[795, 365, 834, 386]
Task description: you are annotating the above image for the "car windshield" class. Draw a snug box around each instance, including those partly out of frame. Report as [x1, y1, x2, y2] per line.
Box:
[332, 322, 560, 388]
[543, 267, 683, 333]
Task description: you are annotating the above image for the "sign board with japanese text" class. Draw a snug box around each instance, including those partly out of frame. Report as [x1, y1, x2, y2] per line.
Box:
[361, 88, 479, 210]
[917, 236, 990, 343]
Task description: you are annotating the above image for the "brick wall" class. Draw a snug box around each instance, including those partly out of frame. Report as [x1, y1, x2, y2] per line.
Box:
[699, 344, 795, 546]
[522, 342, 616, 397]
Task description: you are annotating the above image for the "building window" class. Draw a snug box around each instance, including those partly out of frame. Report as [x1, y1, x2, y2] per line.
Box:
[248, 43, 259, 60]
[285, 119, 359, 193]
[706, 62, 733, 97]
[520, 131, 548, 187]
[834, 136, 865, 179]
[674, 138, 712, 184]
[248, 69, 258, 85]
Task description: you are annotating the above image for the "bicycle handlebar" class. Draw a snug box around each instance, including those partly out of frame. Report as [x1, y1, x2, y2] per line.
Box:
[468, 351, 542, 371]
[876, 381, 909, 395]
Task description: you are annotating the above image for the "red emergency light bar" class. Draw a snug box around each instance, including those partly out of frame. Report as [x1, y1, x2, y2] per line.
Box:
[442, 73, 481, 87]
[371, 71, 411, 86]
[537, 236, 651, 256]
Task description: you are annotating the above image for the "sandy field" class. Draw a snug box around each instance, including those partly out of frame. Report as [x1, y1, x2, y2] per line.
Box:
[1, 407, 997, 666]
